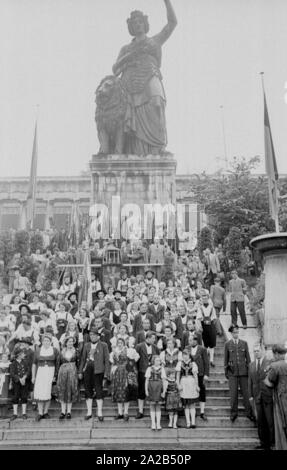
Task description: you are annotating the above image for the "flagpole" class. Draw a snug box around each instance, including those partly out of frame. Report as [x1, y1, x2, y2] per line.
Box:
[31, 104, 39, 231]
[260, 72, 280, 233]
[27, 107, 39, 230]
[220, 105, 228, 170]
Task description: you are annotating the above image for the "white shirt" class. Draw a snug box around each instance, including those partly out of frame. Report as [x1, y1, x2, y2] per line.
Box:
[191, 346, 198, 355]
[146, 344, 152, 355]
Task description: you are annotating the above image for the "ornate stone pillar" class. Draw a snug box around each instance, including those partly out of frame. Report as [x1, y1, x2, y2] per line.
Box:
[89, 154, 177, 240]
[250, 233, 287, 346]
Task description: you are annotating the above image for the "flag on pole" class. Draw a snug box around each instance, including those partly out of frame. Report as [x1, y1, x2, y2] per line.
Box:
[68, 202, 81, 247]
[79, 242, 93, 309]
[263, 89, 279, 229]
[26, 122, 38, 229]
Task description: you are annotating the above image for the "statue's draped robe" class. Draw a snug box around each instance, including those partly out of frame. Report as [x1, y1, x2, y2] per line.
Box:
[115, 28, 172, 156]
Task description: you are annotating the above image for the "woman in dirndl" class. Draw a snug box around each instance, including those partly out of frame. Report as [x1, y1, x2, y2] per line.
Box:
[196, 291, 217, 367]
[32, 333, 60, 421]
[177, 349, 199, 428]
[110, 337, 139, 421]
[57, 336, 79, 420]
[160, 338, 182, 429]
[145, 355, 167, 431]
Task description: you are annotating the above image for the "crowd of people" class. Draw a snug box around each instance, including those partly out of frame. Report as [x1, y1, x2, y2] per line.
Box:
[0, 231, 286, 450]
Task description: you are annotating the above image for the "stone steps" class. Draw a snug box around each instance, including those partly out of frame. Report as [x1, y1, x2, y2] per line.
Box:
[1, 426, 257, 441]
[5, 403, 244, 418]
[0, 322, 259, 450]
[0, 438, 259, 450]
[4, 416, 254, 428]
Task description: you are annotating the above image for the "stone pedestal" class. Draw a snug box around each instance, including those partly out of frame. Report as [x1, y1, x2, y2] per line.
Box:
[250, 233, 287, 347]
[89, 154, 177, 238]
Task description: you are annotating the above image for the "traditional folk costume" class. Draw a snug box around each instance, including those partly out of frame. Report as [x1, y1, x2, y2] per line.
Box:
[57, 348, 79, 403]
[33, 346, 59, 402]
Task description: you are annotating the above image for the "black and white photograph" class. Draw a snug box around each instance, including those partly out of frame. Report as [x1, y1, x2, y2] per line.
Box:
[0, 0, 287, 455]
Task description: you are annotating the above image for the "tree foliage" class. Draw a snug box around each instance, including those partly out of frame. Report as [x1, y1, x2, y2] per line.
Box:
[192, 156, 277, 245]
[197, 226, 214, 253]
[42, 260, 59, 291]
[18, 256, 40, 286]
[30, 232, 44, 254]
[0, 231, 15, 267]
[224, 227, 242, 270]
[15, 230, 30, 257]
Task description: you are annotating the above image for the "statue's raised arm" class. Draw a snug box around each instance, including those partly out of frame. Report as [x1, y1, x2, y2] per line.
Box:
[155, 0, 178, 45]
[99, 0, 178, 156]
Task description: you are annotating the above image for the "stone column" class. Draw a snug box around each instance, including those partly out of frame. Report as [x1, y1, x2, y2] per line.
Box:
[250, 233, 287, 347]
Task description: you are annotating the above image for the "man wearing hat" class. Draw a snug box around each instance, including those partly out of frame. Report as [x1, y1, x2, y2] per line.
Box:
[190, 334, 210, 421]
[9, 345, 31, 420]
[224, 325, 254, 422]
[113, 290, 126, 310]
[78, 327, 110, 421]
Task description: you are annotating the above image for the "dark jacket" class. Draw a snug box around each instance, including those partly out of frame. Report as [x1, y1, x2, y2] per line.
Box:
[190, 345, 209, 377]
[95, 327, 112, 352]
[224, 339, 250, 377]
[174, 316, 184, 342]
[182, 330, 203, 350]
[135, 329, 149, 346]
[136, 342, 159, 373]
[147, 304, 165, 324]
[248, 357, 273, 404]
[9, 359, 31, 383]
[79, 341, 110, 377]
[133, 313, 155, 336]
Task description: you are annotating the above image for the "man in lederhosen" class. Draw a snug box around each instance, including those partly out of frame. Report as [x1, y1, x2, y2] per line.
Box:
[78, 328, 110, 421]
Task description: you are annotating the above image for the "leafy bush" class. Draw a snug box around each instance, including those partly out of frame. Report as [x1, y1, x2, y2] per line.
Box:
[30, 232, 44, 254]
[15, 230, 30, 257]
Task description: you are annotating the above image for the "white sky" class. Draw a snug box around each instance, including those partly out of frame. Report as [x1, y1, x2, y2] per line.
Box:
[0, 0, 287, 177]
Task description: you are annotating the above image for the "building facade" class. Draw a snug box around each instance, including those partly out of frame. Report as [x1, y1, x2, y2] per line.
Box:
[0, 175, 207, 241]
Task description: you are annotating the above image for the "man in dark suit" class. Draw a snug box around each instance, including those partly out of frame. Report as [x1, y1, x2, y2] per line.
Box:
[91, 317, 112, 352]
[147, 296, 165, 324]
[135, 331, 159, 419]
[224, 325, 255, 422]
[248, 343, 275, 449]
[78, 328, 110, 421]
[133, 303, 155, 335]
[135, 318, 152, 346]
[190, 334, 210, 420]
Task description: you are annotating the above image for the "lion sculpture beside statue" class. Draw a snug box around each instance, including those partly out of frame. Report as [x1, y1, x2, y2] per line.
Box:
[95, 75, 127, 154]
